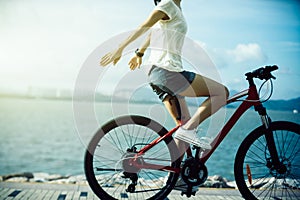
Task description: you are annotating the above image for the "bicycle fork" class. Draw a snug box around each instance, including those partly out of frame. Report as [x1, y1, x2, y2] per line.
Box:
[255, 105, 285, 174]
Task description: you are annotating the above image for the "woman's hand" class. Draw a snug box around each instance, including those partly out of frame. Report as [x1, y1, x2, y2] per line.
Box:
[100, 48, 123, 67]
[128, 55, 142, 70]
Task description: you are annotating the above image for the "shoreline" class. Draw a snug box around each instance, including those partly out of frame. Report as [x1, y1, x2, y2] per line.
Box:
[0, 172, 236, 189]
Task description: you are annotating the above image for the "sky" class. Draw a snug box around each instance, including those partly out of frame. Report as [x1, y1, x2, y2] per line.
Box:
[0, 0, 299, 100]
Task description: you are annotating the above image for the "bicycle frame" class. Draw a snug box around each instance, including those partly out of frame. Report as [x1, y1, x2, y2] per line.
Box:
[86, 66, 293, 200]
[201, 85, 260, 163]
[133, 84, 263, 174]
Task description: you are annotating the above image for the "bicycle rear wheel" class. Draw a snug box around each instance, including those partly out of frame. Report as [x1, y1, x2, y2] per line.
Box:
[234, 121, 300, 199]
[84, 115, 181, 200]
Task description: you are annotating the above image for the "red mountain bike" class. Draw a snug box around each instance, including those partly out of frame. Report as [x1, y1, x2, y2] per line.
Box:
[84, 65, 300, 199]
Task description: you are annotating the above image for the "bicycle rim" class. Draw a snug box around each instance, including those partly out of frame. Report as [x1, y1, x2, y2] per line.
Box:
[234, 121, 300, 199]
[84, 115, 180, 200]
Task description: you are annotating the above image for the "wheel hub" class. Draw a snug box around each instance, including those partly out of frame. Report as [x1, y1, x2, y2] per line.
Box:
[268, 157, 291, 178]
[122, 147, 143, 174]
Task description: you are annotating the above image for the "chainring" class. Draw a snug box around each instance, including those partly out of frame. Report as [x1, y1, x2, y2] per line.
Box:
[181, 157, 208, 186]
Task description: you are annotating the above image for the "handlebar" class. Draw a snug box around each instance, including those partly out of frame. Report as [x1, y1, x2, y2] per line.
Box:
[246, 65, 278, 81]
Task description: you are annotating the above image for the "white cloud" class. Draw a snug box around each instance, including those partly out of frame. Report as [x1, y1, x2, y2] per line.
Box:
[227, 43, 268, 64]
[192, 42, 270, 96]
[196, 42, 268, 70]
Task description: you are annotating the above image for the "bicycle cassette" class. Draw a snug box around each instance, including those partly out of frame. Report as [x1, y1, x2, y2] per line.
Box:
[181, 157, 208, 186]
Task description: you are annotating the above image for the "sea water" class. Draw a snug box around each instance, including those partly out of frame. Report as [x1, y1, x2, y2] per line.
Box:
[0, 97, 299, 181]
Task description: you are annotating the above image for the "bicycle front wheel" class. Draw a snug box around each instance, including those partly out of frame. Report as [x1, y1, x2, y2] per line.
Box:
[234, 121, 300, 199]
[84, 115, 181, 200]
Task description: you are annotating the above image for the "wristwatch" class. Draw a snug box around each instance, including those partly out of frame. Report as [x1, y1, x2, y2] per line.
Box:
[135, 49, 144, 57]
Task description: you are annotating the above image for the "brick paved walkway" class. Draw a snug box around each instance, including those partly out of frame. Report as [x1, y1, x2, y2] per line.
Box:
[0, 182, 244, 200]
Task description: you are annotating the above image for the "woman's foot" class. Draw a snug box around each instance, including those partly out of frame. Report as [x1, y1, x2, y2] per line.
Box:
[174, 127, 212, 149]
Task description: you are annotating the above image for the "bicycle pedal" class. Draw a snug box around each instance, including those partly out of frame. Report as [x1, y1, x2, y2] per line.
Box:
[180, 191, 196, 198]
[180, 185, 196, 198]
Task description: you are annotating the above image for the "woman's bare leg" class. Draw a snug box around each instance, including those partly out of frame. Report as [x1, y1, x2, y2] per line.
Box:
[179, 74, 229, 130]
[161, 74, 229, 156]
[163, 96, 190, 157]
[163, 96, 191, 125]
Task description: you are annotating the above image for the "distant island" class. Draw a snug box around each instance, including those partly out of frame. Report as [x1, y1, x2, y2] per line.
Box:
[0, 87, 299, 112]
[225, 97, 300, 112]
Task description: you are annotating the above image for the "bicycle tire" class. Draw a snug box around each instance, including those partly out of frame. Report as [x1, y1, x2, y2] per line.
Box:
[234, 121, 300, 199]
[84, 115, 181, 200]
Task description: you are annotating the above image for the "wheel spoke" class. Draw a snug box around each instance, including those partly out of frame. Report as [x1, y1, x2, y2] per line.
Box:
[234, 121, 300, 199]
[84, 116, 180, 199]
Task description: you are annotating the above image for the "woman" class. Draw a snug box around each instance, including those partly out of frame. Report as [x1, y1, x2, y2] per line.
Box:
[100, 0, 229, 153]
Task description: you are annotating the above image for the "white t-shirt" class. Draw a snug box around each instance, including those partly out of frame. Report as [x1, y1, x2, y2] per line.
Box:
[147, 0, 187, 72]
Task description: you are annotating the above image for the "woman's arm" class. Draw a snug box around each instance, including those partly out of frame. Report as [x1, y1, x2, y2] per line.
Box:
[138, 32, 151, 55]
[128, 32, 151, 70]
[100, 10, 168, 67]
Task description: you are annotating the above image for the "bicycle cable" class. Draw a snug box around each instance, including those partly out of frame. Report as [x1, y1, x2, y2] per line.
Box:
[259, 79, 273, 103]
[234, 79, 273, 103]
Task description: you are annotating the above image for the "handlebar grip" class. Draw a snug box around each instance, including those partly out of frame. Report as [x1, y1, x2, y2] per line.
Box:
[266, 65, 278, 80]
[246, 65, 278, 80]
[265, 65, 278, 72]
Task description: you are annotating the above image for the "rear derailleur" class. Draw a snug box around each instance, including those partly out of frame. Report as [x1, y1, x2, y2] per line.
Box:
[122, 147, 141, 193]
[123, 172, 138, 193]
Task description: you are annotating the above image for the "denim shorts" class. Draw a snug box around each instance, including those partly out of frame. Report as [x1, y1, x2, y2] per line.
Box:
[148, 66, 196, 101]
